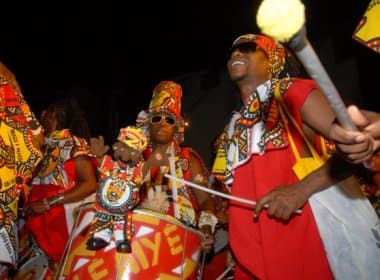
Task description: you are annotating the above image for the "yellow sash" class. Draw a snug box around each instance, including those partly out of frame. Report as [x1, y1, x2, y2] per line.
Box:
[274, 82, 324, 180]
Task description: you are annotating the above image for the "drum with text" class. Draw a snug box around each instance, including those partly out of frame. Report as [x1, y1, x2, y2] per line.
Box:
[58, 207, 203, 279]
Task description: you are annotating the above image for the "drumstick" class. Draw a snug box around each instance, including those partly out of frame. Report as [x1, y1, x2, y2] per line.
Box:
[164, 174, 302, 214]
[216, 264, 234, 280]
[56, 201, 90, 278]
[168, 142, 180, 219]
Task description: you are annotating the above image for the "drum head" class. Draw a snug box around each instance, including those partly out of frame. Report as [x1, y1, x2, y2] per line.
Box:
[59, 208, 203, 279]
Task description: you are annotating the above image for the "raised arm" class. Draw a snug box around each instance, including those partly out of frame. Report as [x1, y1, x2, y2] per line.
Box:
[329, 105, 380, 164]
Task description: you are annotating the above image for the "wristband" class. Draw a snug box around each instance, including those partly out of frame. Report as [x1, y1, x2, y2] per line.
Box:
[32, 125, 43, 136]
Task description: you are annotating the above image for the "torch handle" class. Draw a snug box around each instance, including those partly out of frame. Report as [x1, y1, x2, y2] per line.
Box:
[289, 32, 375, 168]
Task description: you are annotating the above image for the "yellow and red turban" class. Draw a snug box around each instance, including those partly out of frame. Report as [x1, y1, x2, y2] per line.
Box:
[232, 34, 286, 78]
[136, 80, 185, 143]
[117, 125, 147, 152]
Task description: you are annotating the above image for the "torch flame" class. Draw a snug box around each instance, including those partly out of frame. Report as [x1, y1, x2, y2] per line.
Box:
[256, 0, 306, 42]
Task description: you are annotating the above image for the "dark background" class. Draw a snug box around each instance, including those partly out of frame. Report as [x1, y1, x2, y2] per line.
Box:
[1, 0, 379, 165]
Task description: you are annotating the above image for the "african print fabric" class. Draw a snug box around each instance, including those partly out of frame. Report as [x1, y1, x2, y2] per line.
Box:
[142, 145, 208, 226]
[212, 79, 291, 184]
[27, 129, 95, 262]
[0, 78, 43, 265]
[89, 155, 144, 241]
[353, 0, 380, 54]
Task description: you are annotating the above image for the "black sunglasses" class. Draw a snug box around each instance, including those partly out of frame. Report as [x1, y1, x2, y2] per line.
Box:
[229, 42, 258, 55]
[150, 115, 176, 126]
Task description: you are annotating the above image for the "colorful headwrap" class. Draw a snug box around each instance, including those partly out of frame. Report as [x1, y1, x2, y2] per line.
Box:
[136, 80, 185, 143]
[232, 34, 286, 78]
[117, 125, 148, 152]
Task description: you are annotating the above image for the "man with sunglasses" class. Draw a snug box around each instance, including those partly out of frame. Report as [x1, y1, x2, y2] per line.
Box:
[136, 80, 217, 254]
[212, 34, 380, 279]
[150, 115, 176, 126]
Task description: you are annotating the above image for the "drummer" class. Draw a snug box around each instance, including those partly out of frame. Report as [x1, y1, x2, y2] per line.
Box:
[135, 80, 218, 252]
[91, 80, 218, 252]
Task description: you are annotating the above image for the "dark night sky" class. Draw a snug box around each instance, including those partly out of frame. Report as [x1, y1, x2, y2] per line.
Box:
[1, 1, 379, 143]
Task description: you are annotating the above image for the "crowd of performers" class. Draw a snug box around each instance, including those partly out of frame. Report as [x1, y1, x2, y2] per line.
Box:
[0, 31, 380, 280]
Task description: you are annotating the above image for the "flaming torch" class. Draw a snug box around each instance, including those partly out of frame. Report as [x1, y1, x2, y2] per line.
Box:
[256, 0, 356, 131]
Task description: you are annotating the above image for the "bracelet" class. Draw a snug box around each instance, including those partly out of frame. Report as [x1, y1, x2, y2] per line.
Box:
[32, 125, 43, 136]
[198, 211, 218, 234]
[48, 194, 65, 208]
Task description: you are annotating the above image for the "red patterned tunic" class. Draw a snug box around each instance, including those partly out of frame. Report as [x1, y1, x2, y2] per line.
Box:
[217, 79, 333, 279]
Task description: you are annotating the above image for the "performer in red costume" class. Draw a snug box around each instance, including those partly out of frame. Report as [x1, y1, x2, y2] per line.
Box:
[136, 80, 218, 253]
[212, 34, 380, 280]
[25, 97, 98, 276]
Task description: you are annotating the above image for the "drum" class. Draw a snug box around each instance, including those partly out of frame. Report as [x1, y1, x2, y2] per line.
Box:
[58, 205, 203, 279]
[16, 209, 49, 280]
